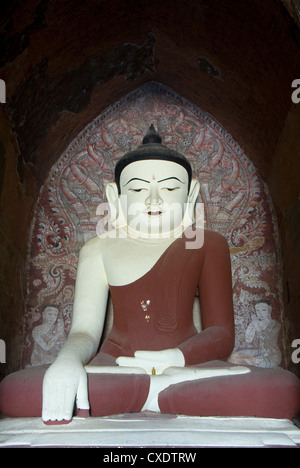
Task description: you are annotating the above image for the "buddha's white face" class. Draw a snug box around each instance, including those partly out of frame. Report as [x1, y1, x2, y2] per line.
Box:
[119, 159, 190, 236]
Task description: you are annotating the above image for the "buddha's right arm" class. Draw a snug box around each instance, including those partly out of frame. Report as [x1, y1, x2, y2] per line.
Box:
[42, 239, 109, 422]
[57, 238, 109, 364]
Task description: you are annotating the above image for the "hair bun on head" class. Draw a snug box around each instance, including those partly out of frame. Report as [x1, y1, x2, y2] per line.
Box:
[115, 125, 192, 193]
[142, 124, 162, 145]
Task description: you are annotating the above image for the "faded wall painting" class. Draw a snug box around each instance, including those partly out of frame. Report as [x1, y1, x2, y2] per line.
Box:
[22, 82, 284, 369]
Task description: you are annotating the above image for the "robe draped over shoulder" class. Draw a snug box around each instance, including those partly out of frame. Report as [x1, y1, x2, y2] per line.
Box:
[99, 228, 235, 365]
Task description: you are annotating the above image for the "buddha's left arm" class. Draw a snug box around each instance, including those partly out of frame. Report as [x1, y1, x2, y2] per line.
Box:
[177, 231, 235, 365]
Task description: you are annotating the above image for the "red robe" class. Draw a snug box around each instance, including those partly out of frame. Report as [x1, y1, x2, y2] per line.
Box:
[1, 229, 299, 420]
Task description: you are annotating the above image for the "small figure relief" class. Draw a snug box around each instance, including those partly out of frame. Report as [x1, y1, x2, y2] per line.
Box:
[230, 300, 282, 368]
[30, 306, 66, 366]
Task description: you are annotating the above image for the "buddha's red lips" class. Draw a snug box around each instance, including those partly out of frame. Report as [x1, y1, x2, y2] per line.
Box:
[147, 211, 162, 216]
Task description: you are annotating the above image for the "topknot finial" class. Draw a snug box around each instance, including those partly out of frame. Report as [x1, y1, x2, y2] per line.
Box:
[142, 124, 162, 145]
[114, 123, 192, 193]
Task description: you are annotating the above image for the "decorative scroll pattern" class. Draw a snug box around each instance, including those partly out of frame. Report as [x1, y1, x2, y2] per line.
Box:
[22, 82, 284, 369]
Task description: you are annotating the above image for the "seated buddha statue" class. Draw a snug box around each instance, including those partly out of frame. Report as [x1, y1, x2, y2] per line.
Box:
[0, 126, 299, 424]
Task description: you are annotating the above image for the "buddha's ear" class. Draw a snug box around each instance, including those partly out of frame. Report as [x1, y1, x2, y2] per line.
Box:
[105, 182, 119, 225]
[106, 182, 119, 205]
[105, 182, 128, 228]
[188, 178, 200, 206]
[182, 178, 200, 227]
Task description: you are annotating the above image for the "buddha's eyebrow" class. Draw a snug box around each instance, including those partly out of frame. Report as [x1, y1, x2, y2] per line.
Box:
[158, 177, 184, 184]
[123, 177, 150, 186]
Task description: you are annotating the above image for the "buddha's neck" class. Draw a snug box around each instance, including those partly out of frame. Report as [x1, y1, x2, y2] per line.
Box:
[120, 223, 185, 243]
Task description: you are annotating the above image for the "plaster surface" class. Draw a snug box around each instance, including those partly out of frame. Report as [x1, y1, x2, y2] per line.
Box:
[0, 414, 299, 447]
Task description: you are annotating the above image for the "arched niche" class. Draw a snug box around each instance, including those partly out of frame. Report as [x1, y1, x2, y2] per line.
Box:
[22, 82, 284, 370]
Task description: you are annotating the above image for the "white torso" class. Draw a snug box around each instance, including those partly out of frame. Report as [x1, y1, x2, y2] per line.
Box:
[97, 228, 180, 286]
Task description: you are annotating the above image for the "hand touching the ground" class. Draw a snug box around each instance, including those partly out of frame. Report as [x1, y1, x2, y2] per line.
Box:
[42, 359, 89, 423]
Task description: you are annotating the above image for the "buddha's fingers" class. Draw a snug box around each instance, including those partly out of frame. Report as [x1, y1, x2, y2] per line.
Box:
[163, 365, 250, 380]
[42, 379, 75, 423]
[134, 349, 185, 366]
[228, 366, 251, 375]
[76, 369, 90, 411]
[84, 365, 146, 374]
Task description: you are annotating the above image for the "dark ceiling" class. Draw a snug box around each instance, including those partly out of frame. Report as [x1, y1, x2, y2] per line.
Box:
[1, 0, 300, 188]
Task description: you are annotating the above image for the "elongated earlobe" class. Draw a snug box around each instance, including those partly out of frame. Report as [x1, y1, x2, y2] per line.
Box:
[106, 182, 118, 204]
[105, 182, 127, 229]
[106, 183, 119, 226]
[182, 179, 200, 227]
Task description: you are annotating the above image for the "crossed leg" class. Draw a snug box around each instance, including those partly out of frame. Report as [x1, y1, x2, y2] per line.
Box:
[0, 360, 299, 421]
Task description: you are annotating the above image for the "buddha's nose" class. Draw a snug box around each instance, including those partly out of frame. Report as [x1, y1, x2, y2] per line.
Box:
[145, 185, 163, 207]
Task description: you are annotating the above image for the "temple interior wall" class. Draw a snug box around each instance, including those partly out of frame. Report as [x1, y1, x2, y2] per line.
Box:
[0, 0, 299, 379]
